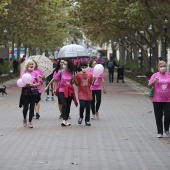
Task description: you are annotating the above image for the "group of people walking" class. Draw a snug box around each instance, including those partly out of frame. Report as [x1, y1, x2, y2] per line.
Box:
[19, 58, 107, 128]
[18, 56, 170, 139]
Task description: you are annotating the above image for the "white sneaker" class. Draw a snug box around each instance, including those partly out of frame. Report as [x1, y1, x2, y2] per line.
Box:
[91, 115, 95, 119]
[165, 131, 170, 137]
[65, 121, 71, 126]
[96, 112, 99, 119]
[46, 96, 50, 101]
[157, 134, 163, 138]
[28, 122, 33, 128]
[23, 119, 27, 127]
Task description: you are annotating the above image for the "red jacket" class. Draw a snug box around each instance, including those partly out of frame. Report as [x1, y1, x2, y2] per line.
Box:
[55, 84, 78, 107]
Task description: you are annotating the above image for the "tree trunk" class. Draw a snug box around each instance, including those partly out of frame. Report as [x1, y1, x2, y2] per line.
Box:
[24, 46, 27, 56]
[12, 34, 15, 61]
[17, 38, 21, 60]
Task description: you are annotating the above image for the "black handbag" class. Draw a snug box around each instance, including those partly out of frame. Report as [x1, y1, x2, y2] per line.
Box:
[31, 88, 39, 95]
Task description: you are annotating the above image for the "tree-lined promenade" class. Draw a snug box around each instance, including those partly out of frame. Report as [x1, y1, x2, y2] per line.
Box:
[1, 1, 170, 72]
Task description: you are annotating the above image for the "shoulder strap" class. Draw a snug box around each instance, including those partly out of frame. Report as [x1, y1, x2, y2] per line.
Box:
[60, 70, 64, 80]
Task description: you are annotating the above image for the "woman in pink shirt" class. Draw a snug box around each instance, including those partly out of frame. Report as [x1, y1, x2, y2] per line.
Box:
[53, 59, 64, 119]
[45, 59, 77, 126]
[20, 60, 40, 128]
[148, 61, 170, 138]
[89, 60, 106, 119]
[33, 60, 45, 119]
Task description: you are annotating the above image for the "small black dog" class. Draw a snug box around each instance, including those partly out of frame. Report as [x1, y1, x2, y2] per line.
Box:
[0, 85, 8, 95]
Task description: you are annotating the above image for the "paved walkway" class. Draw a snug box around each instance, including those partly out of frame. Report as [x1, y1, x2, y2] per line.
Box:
[0, 71, 170, 170]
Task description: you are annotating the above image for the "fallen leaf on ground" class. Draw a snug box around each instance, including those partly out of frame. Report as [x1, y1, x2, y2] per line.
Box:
[40, 161, 48, 164]
[71, 162, 78, 165]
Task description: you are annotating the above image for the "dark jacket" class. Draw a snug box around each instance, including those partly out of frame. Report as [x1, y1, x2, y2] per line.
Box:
[13, 60, 19, 68]
[19, 88, 25, 108]
[19, 87, 32, 108]
[107, 59, 118, 69]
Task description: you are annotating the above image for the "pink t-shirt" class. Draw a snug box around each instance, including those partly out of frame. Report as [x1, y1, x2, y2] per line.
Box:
[53, 70, 73, 92]
[76, 72, 93, 100]
[149, 72, 170, 102]
[20, 70, 40, 85]
[20, 71, 41, 94]
[88, 68, 104, 90]
[35, 69, 44, 93]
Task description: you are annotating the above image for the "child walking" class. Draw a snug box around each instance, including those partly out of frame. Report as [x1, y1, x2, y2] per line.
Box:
[74, 61, 95, 126]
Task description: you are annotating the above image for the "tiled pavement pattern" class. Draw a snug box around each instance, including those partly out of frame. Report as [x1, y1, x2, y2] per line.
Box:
[0, 70, 170, 170]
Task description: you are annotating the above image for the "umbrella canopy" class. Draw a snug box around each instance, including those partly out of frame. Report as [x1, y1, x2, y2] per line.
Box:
[20, 55, 53, 78]
[57, 44, 89, 59]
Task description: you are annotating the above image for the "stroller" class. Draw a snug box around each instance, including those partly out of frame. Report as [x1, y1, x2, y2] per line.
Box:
[117, 66, 124, 83]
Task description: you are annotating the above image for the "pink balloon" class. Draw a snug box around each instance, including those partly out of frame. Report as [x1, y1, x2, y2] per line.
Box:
[17, 79, 26, 87]
[93, 64, 104, 77]
[22, 73, 32, 84]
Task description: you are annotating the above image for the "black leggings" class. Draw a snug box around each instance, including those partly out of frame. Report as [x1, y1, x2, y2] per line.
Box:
[35, 93, 41, 104]
[153, 102, 170, 134]
[58, 92, 72, 120]
[91, 90, 101, 115]
[79, 100, 91, 122]
[23, 95, 37, 122]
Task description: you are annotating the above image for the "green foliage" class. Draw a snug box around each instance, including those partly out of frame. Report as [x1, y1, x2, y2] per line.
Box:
[69, 0, 170, 66]
[0, 0, 77, 52]
[0, 61, 10, 74]
[0, 0, 11, 15]
[125, 71, 148, 86]
[123, 62, 139, 72]
[0, 73, 19, 83]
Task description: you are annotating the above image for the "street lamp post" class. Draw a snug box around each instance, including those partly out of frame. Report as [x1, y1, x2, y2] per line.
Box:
[148, 25, 152, 72]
